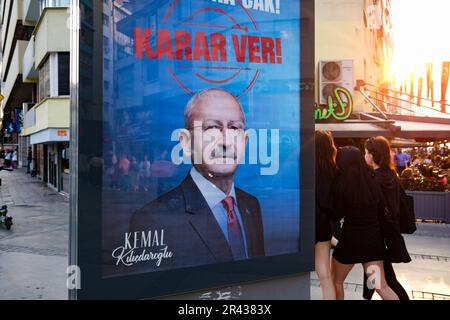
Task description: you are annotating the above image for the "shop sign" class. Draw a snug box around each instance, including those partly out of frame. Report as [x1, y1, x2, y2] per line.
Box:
[314, 87, 353, 121]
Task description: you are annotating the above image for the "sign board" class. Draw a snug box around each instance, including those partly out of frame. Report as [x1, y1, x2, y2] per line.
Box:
[70, 0, 315, 299]
[315, 87, 354, 121]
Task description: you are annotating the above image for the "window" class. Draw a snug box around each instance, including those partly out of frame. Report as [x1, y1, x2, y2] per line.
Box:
[39, 58, 51, 101]
[104, 36, 110, 54]
[58, 53, 70, 96]
[104, 58, 110, 70]
[103, 13, 110, 26]
[38, 53, 70, 102]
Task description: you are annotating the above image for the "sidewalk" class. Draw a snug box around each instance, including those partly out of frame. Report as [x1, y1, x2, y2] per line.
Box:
[311, 223, 450, 300]
[0, 169, 449, 300]
[0, 169, 68, 300]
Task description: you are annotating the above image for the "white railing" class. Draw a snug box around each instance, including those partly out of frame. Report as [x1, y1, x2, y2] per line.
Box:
[25, 106, 36, 129]
[22, 36, 38, 82]
[23, 0, 40, 22]
[40, 0, 70, 12]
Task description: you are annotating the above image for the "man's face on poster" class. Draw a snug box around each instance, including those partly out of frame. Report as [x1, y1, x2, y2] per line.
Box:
[181, 90, 247, 178]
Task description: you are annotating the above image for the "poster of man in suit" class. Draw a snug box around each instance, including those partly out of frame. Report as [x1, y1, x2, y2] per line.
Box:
[101, 0, 302, 277]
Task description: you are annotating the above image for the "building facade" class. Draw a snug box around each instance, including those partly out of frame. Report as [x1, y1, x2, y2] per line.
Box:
[315, 0, 393, 112]
[315, 0, 450, 142]
[1, 0, 70, 193]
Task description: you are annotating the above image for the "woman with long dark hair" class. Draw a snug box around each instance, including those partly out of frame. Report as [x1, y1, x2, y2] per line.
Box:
[364, 136, 411, 300]
[315, 130, 337, 300]
[331, 146, 398, 300]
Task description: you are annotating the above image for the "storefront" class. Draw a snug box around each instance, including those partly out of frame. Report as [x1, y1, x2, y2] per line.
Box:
[316, 113, 450, 146]
[30, 128, 70, 193]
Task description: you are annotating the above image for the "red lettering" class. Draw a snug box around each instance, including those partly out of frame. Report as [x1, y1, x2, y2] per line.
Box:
[248, 36, 261, 63]
[134, 28, 155, 59]
[261, 37, 275, 63]
[156, 29, 174, 60]
[134, 30, 280, 65]
[276, 38, 282, 64]
[174, 30, 192, 60]
[194, 32, 211, 61]
[232, 35, 247, 63]
[210, 33, 227, 62]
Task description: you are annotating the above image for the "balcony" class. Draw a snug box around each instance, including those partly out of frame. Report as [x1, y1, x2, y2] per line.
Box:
[22, 0, 41, 25]
[23, 104, 36, 136]
[22, 36, 38, 83]
[34, 7, 70, 68]
[22, 97, 70, 137]
[1, 0, 22, 80]
[40, 0, 71, 11]
[1, 40, 30, 108]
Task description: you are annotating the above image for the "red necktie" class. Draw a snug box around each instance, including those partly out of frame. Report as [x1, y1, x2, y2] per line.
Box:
[221, 196, 246, 260]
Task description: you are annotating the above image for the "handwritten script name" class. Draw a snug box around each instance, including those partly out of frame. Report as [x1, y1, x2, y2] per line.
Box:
[315, 87, 353, 121]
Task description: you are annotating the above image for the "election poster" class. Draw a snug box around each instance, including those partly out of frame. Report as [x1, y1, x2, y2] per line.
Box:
[100, 0, 305, 278]
[72, 0, 314, 299]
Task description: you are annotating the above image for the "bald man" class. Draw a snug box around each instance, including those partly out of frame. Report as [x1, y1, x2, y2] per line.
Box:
[129, 88, 265, 271]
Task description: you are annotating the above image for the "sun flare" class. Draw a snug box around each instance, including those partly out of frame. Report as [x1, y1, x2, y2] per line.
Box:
[389, 0, 450, 94]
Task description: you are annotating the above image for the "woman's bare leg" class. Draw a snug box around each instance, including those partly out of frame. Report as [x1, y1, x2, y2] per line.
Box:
[363, 261, 399, 300]
[315, 241, 336, 300]
[331, 258, 354, 300]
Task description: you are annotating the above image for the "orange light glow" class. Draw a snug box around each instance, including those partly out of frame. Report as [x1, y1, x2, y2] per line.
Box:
[389, 0, 450, 114]
[390, 0, 450, 80]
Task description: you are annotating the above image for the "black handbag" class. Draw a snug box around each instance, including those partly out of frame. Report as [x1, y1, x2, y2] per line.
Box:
[379, 206, 412, 263]
[399, 189, 417, 234]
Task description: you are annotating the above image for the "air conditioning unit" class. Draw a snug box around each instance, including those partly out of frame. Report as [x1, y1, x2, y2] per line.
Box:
[318, 60, 354, 105]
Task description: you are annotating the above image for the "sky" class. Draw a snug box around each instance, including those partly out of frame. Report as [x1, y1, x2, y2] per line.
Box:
[389, 0, 450, 83]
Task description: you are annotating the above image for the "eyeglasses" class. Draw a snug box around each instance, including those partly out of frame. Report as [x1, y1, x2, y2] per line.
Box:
[188, 120, 246, 135]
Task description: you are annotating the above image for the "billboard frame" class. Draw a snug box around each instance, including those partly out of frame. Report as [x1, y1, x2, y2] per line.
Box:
[69, 0, 315, 300]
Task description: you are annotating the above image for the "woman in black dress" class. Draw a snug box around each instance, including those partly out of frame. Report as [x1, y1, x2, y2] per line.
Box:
[315, 130, 337, 300]
[331, 146, 398, 300]
[364, 136, 411, 300]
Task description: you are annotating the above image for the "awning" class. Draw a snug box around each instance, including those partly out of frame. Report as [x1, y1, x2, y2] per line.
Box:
[315, 114, 450, 139]
[315, 122, 390, 138]
[393, 120, 450, 139]
[30, 128, 70, 145]
[389, 138, 426, 148]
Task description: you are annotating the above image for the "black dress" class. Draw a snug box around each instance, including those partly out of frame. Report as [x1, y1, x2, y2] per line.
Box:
[315, 173, 333, 243]
[363, 168, 411, 300]
[373, 168, 411, 263]
[332, 202, 386, 264]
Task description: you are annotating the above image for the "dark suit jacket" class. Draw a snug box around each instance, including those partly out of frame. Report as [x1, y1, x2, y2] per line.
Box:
[129, 173, 265, 271]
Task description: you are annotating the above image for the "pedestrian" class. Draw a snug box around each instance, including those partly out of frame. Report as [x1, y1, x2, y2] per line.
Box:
[129, 156, 139, 191]
[314, 130, 337, 300]
[4, 150, 11, 168]
[423, 155, 433, 165]
[394, 149, 410, 175]
[364, 137, 411, 300]
[139, 154, 151, 192]
[27, 147, 32, 173]
[0, 151, 4, 168]
[12, 149, 18, 169]
[331, 146, 399, 300]
[119, 154, 130, 192]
